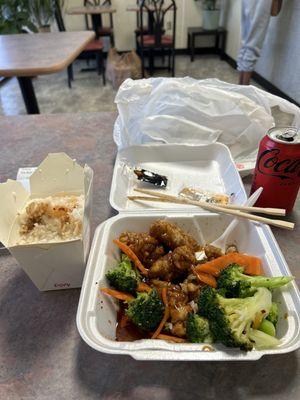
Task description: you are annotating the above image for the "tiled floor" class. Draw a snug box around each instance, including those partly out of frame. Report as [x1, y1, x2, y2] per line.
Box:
[0, 55, 246, 116]
[0, 53, 294, 126]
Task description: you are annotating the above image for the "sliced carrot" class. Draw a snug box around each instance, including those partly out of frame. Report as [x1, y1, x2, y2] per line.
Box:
[156, 333, 187, 343]
[231, 253, 263, 275]
[152, 309, 170, 339]
[151, 287, 170, 339]
[100, 287, 134, 302]
[161, 286, 168, 307]
[113, 239, 148, 276]
[195, 253, 263, 277]
[252, 312, 265, 329]
[137, 282, 152, 293]
[192, 267, 217, 288]
[195, 263, 223, 277]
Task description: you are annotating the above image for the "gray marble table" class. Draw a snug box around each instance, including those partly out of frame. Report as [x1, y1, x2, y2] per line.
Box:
[0, 113, 299, 400]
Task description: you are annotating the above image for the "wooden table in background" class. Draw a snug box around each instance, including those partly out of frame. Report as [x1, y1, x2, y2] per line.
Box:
[67, 6, 116, 15]
[126, 5, 172, 12]
[187, 27, 227, 62]
[67, 6, 116, 39]
[0, 113, 299, 399]
[0, 31, 95, 114]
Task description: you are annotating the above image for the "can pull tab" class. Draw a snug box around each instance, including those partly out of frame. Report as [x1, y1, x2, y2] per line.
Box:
[277, 127, 298, 142]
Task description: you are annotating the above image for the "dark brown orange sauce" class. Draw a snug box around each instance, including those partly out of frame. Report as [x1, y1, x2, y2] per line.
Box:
[116, 304, 148, 341]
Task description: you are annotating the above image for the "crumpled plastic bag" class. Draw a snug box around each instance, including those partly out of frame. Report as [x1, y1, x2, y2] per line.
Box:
[113, 77, 300, 173]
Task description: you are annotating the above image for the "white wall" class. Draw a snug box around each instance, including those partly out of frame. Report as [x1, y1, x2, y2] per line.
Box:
[223, 0, 241, 59]
[255, 0, 300, 103]
[65, 0, 86, 31]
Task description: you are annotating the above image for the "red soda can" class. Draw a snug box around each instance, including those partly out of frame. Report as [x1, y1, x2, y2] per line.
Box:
[250, 126, 300, 213]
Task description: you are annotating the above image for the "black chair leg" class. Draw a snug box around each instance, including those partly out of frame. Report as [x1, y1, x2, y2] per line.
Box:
[100, 50, 106, 86]
[168, 48, 171, 71]
[67, 64, 73, 88]
[141, 47, 145, 78]
[161, 47, 165, 65]
[135, 34, 139, 53]
[149, 48, 154, 76]
[171, 47, 175, 77]
[96, 52, 101, 76]
[84, 14, 89, 30]
[111, 33, 115, 48]
[98, 50, 106, 86]
[191, 34, 195, 62]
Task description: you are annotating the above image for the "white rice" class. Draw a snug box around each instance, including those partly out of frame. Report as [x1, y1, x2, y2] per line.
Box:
[16, 194, 84, 245]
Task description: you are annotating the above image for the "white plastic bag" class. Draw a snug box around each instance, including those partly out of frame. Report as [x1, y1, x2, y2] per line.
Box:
[113, 78, 300, 174]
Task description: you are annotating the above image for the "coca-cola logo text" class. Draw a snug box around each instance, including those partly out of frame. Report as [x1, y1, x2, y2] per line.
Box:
[258, 148, 300, 180]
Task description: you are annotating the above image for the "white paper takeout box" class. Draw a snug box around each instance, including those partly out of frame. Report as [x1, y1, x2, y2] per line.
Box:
[0, 153, 93, 291]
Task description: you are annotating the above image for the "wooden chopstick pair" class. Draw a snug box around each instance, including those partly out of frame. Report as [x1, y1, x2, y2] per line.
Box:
[127, 188, 294, 231]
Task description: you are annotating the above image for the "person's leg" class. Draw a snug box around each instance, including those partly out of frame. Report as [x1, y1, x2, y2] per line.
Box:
[237, 0, 249, 84]
[240, 71, 253, 85]
[237, 0, 273, 84]
[271, 0, 283, 16]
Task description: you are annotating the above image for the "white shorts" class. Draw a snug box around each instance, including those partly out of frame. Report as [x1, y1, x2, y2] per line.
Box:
[237, 0, 272, 72]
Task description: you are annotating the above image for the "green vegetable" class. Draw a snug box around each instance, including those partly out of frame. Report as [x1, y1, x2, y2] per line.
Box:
[248, 328, 279, 349]
[106, 255, 140, 294]
[198, 286, 277, 351]
[217, 264, 293, 298]
[266, 302, 279, 326]
[126, 289, 164, 331]
[186, 313, 214, 343]
[258, 319, 276, 337]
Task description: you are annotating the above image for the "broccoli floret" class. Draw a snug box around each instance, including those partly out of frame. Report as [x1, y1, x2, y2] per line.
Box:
[248, 328, 280, 349]
[266, 302, 279, 327]
[198, 286, 274, 351]
[217, 264, 293, 298]
[106, 255, 140, 294]
[186, 313, 214, 343]
[126, 289, 164, 331]
[198, 284, 217, 319]
[258, 319, 276, 337]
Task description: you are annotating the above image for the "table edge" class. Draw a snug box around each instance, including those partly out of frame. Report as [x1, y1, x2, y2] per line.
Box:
[0, 31, 95, 77]
[67, 7, 116, 15]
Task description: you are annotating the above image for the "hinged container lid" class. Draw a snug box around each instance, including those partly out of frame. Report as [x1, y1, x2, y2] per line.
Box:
[109, 143, 247, 213]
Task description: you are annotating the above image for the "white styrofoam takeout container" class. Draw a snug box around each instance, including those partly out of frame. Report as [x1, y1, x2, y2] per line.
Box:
[110, 143, 247, 211]
[0, 153, 93, 291]
[77, 214, 300, 361]
[77, 143, 300, 360]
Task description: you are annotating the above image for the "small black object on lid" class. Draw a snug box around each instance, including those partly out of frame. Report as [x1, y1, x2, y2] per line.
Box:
[134, 169, 168, 187]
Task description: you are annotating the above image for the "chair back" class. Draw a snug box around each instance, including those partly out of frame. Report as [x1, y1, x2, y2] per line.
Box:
[84, 0, 113, 31]
[84, 0, 111, 5]
[135, 0, 143, 30]
[54, 0, 66, 32]
[139, 0, 176, 47]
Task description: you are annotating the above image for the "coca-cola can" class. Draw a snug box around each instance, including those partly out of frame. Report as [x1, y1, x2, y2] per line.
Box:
[250, 126, 300, 213]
